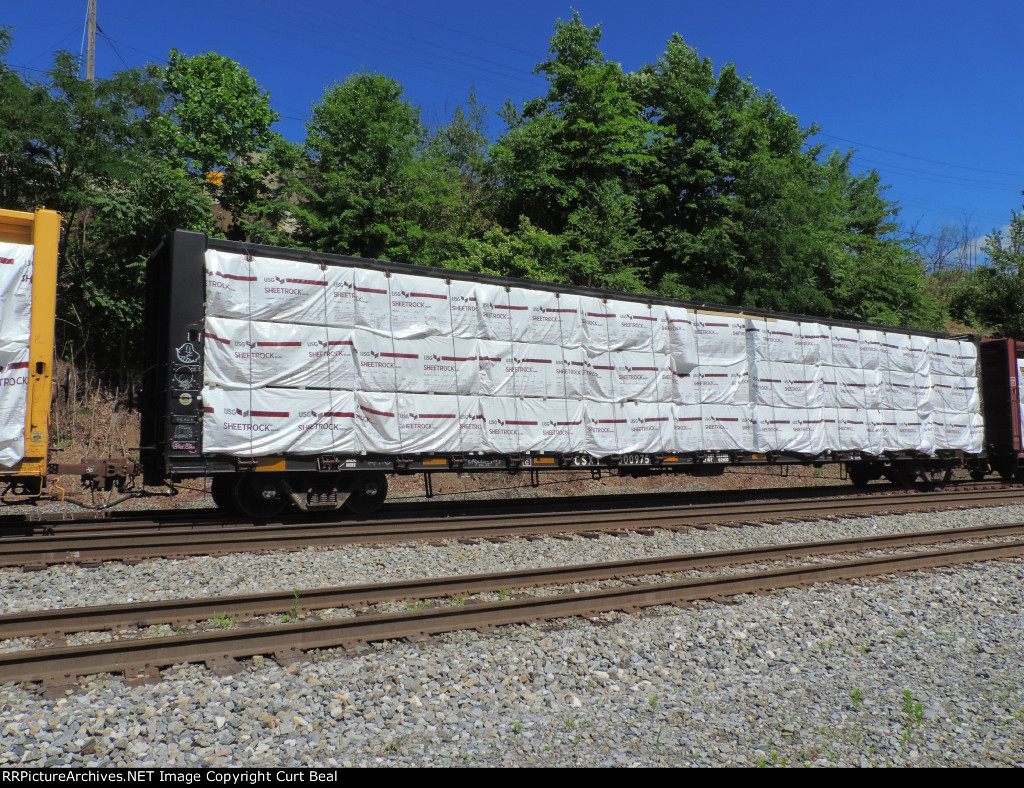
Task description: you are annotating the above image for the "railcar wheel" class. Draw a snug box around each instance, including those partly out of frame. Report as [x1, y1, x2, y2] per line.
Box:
[231, 474, 290, 520]
[969, 464, 990, 481]
[210, 476, 236, 513]
[846, 462, 882, 488]
[884, 463, 918, 488]
[343, 472, 389, 515]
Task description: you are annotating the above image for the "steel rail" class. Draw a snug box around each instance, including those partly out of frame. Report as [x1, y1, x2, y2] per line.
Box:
[1, 539, 1022, 689]
[3, 521, 1024, 640]
[3, 487, 1024, 568]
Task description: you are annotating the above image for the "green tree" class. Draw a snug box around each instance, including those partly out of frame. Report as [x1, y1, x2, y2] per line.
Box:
[950, 205, 1024, 337]
[636, 33, 939, 328]
[299, 71, 427, 261]
[0, 33, 212, 377]
[413, 88, 495, 265]
[491, 12, 655, 291]
[157, 49, 293, 243]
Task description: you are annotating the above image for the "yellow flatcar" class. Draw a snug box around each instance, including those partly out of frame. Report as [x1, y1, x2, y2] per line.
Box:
[0, 208, 60, 497]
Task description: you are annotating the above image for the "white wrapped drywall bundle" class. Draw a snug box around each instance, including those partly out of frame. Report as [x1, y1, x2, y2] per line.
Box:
[673, 362, 750, 405]
[699, 404, 757, 452]
[481, 396, 585, 454]
[204, 315, 356, 390]
[751, 361, 822, 409]
[0, 241, 34, 468]
[198, 245, 982, 461]
[0, 344, 31, 468]
[202, 386, 358, 455]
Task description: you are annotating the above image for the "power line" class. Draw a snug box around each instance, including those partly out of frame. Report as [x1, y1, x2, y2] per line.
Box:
[819, 131, 1024, 179]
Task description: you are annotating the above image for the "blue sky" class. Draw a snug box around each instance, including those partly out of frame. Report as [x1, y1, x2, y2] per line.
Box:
[4, 0, 1022, 248]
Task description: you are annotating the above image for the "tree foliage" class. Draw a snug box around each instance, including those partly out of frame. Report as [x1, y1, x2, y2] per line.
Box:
[949, 206, 1024, 337]
[157, 50, 294, 244]
[491, 12, 654, 291]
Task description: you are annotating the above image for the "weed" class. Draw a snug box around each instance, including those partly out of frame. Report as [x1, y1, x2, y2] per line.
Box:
[852, 689, 863, 710]
[497, 587, 509, 601]
[406, 599, 429, 611]
[564, 715, 576, 732]
[384, 736, 405, 754]
[512, 721, 522, 734]
[654, 726, 664, 754]
[281, 614, 291, 622]
[292, 588, 301, 620]
[896, 629, 908, 639]
[451, 596, 466, 606]
[572, 733, 582, 748]
[903, 690, 923, 725]
[212, 613, 235, 629]
[649, 695, 659, 712]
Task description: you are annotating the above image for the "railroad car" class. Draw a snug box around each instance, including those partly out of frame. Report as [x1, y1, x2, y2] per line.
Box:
[5, 211, 1024, 518]
[0, 208, 60, 498]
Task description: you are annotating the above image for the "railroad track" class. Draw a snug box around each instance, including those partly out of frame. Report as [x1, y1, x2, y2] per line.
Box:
[3, 485, 1024, 569]
[2, 522, 1022, 691]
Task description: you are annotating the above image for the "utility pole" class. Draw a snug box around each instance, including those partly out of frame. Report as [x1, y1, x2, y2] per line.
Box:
[86, 0, 96, 82]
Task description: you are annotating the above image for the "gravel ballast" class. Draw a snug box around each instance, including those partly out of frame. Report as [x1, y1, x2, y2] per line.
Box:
[1, 505, 1023, 767]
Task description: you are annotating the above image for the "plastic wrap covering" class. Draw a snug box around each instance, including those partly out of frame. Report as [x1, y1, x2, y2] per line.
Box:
[664, 306, 695, 367]
[909, 335, 936, 374]
[858, 329, 884, 370]
[352, 269, 392, 335]
[828, 325, 861, 368]
[0, 241, 34, 344]
[692, 313, 749, 364]
[579, 297, 645, 352]
[879, 371, 919, 412]
[700, 404, 756, 452]
[387, 272, 453, 338]
[352, 334, 479, 395]
[0, 241, 34, 468]
[673, 362, 750, 405]
[751, 361, 822, 408]
[823, 410, 871, 452]
[584, 400, 669, 455]
[481, 397, 585, 454]
[821, 366, 881, 410]
[206, 250, 331, 325]
[510, 287, 583, 347]
[584, 350, 672, 403]
[754, 408, 826, 454]
[874, 410, 935, 453]
[930, 375, 981, 414]
[748, 319, 817, 363]
[447, 280, 480, 338]
[670, 408, 702, 452]
[579, 297, 664, 353]
[476, 284, 532, 342]
[932, 338, 974, 376]
[0, 345, 30, 468]
[204, 316, 355, 390]
[510, 343, 574, 398]
[202, 386, 357, 455]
